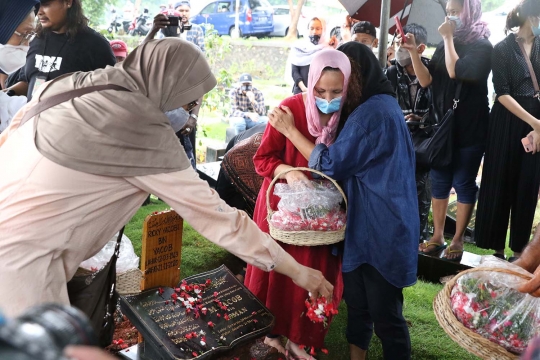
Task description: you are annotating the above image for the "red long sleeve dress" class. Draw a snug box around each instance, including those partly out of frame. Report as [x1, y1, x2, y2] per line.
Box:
[244, 94, 343, 348]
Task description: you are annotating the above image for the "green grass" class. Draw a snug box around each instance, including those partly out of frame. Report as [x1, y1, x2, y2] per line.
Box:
[125, 199, 502, 359]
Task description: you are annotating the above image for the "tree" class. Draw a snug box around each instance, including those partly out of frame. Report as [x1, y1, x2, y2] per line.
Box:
[82, 0, 121, 27]
[285, 0, 306, 39]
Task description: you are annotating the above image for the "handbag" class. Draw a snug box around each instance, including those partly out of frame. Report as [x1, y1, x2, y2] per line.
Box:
[67, 228, 125, 347]
[409, 82, 462, 169]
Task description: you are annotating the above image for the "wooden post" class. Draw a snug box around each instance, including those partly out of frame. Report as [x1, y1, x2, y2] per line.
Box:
[140, 210, 183, 289]
[138, 210, 183, 344]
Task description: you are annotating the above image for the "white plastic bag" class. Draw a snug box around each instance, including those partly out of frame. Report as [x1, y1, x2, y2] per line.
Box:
[80, 233, 139, 273]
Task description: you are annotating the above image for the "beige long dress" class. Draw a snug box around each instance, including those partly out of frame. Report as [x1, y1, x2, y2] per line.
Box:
[0, 107, 285, 318]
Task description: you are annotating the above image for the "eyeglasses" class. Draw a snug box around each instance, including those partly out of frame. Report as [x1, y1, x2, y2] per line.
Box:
[14, 30, 36, 45]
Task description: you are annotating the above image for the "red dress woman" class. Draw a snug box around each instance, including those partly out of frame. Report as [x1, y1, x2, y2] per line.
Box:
[244, 48, 352, 357]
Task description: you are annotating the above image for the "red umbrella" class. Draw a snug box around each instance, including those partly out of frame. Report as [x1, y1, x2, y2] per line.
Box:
[339, 0, 446, 45]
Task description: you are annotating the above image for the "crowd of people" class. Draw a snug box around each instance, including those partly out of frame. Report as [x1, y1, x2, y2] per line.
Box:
[2, 0, 540, 359]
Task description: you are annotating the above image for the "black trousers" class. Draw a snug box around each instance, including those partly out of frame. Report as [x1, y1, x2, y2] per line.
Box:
[416, 169, 432, 242]
[475, 99, 540, 252]
[343, 264, 411, 360]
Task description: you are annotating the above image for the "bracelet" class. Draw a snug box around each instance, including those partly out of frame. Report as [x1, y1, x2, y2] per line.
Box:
[190, 114, 198, 120]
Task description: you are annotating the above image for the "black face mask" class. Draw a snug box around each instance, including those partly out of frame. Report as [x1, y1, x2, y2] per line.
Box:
[309, 35, 321, 45]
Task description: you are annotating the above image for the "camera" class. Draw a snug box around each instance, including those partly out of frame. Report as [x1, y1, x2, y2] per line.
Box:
[167, 16, 192, 33]
[181, 23, 192, 33]
[0, 304, 97, 360]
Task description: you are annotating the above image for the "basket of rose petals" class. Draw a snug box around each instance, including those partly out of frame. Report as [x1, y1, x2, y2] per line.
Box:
[434, 265, 540, 360]
[266, 167, 347, 246]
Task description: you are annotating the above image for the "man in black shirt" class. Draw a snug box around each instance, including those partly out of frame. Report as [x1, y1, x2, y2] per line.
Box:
[9, 0, 116, 100]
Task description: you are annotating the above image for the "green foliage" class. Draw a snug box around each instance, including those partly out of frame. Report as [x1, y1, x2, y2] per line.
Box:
[82, 0, 120, 28]
[201, 25, 234, 120]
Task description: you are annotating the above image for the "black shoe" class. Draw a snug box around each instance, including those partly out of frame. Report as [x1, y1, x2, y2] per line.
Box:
[493, 253, 506, 261]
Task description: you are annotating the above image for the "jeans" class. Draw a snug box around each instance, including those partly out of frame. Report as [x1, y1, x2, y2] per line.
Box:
[343, 264, 411, 360]
[431, 144, 485, 204]
[230, 115, 269, 135]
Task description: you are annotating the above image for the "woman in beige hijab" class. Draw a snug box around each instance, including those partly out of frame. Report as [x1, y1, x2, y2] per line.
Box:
[0, 38, 333, 317]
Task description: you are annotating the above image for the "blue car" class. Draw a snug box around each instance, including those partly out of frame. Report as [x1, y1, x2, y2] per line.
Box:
[191, 0, 274, 38]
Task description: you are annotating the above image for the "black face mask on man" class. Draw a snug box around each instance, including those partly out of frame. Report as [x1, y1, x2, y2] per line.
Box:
[309, 34, 321, 45]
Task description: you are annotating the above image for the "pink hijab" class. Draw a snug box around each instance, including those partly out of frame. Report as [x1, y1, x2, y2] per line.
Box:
[454, 0, 490, 44]
[305, 49, 351, 146]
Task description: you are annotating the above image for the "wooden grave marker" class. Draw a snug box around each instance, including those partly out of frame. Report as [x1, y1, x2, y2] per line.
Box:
[140, 210, 183, 290]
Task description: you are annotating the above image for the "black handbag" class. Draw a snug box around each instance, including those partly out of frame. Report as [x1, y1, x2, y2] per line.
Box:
[67, 227, 124, 347]
[409, 82, 462, 169]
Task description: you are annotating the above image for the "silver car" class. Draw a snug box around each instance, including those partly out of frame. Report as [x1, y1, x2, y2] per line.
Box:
[270, 5, 307, 37]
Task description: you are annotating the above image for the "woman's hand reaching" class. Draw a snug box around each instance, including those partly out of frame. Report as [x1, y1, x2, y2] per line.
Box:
[292, 264, 334, 301]
[269, 106, 296, 138]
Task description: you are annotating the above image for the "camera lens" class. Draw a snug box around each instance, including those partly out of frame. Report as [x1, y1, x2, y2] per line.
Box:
[0, 304, 97, 360]
[19, 304, 98, 349]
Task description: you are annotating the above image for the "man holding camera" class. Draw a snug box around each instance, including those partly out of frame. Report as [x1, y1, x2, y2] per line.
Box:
[175, 1, 205, 53]
[229, 74, 268, 136]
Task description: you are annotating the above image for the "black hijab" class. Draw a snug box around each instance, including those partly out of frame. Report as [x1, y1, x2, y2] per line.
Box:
[338, 42, 394, 102]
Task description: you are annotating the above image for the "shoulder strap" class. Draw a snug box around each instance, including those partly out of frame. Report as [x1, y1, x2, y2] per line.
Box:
[19, 84, 130, 128]
[516, 37, 540, 95]
[452, 82, 463, 110]
[114, 226, 125, 257]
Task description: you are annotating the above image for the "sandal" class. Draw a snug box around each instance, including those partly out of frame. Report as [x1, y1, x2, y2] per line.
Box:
[419, 242, 447, 255]
[442, 246, 463, 262]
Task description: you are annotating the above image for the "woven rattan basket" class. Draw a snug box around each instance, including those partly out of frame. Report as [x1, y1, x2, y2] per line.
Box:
[73, 267, 142, 295]
[266, 167, 347, 246]
[433, 267, 531, 360]
[116, 268, 143, 295]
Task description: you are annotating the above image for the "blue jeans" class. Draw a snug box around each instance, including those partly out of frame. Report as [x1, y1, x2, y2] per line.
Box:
[430, 144, 485, 204]
[230, 116, 268, 135]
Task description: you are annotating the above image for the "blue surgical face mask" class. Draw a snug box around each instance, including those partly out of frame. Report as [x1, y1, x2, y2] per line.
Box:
[447, 15, 462, 30]
[530, 18, 540, 36]
[315, 96, 342, 114]
[165, 107, 190, 133]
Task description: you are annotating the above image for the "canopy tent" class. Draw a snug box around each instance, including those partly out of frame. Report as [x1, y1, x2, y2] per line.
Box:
[339, 0, 446, 46]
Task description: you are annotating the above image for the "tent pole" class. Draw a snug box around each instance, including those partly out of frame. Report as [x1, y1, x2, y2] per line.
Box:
[378, 0, 391, 67]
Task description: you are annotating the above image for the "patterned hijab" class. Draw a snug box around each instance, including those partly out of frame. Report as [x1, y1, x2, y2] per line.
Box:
[305, 49, 351, 146]
[454, 0, 491, 44]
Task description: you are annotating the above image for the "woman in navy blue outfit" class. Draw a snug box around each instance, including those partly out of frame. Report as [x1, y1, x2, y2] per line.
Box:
[268, 42, 418, 360]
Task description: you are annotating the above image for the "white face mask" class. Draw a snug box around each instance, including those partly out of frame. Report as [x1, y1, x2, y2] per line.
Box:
[0, 44, 29, 74]
[165, 107, 190, 133]
[396, 47, 412, 67]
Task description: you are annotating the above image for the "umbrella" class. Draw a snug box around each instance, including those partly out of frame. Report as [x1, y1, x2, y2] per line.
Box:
[339, 0, 446, 46]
